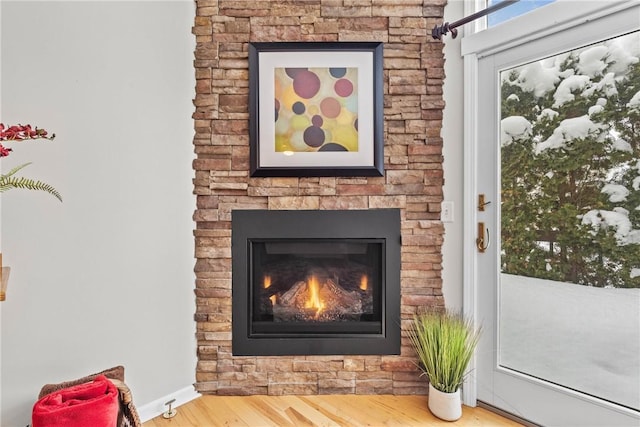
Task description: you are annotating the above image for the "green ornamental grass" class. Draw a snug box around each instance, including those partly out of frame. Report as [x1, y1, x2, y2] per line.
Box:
[407, 309, 482, 393]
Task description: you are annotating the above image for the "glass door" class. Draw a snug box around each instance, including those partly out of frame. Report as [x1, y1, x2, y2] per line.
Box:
[473, 2, 640, 425]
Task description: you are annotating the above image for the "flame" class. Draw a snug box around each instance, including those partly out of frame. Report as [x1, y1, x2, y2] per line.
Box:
[360, 275, 368, 291]
[263, 275, 271, 289]
[269, 295, 277, 306]
[305, 275, 325, 318]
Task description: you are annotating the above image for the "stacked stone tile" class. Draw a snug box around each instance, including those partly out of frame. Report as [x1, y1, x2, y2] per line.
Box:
[192, 0, 446, 396]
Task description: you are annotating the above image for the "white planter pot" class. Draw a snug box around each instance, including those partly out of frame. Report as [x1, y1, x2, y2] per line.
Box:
[428, 383, 462, 421]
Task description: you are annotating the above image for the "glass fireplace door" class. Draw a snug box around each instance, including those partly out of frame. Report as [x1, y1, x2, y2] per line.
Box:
[231, 209, 401, 356]
[250, 239, 383, 335]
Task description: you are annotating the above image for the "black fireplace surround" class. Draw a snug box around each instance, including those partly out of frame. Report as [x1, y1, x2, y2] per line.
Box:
[232, 209, 401, 356]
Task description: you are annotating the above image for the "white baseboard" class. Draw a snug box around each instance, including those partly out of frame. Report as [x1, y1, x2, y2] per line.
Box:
[137, 385, 201, 423]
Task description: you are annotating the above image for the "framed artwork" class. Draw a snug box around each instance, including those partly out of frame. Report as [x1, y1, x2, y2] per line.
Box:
[248, 42, 384, 177]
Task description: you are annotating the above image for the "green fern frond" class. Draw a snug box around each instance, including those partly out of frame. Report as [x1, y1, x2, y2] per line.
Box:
[4, 162, 33, 176]
[0, 163, 62, 201]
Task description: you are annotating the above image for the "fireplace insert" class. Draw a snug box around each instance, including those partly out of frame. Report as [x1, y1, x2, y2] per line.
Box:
[232, 209, 401, 356]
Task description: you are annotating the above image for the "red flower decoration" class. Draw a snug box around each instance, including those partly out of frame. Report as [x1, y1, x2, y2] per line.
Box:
[0, 122, 61, 201]
[0, 123, 55, 150]
[0, 144, 12, 157]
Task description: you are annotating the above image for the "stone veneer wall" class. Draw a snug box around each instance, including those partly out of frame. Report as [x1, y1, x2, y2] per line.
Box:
[192, 0, 446, 395]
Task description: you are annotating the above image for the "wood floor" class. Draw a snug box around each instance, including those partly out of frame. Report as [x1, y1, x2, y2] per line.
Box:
[143, 395, 524, 427]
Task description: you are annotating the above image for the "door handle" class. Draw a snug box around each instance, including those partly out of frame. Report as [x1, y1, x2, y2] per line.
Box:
[476, 222, 490, 253]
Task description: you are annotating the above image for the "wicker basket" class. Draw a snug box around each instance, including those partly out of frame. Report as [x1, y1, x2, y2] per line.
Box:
[37, 366, 142, 427]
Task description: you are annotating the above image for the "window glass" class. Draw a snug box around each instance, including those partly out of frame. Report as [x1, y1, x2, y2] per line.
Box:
[488, 0, 556, 27]
[499, 30, 640, 410]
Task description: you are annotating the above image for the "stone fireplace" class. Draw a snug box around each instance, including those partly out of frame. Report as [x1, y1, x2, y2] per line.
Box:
[192, 0, 446, 396]
[231, 209, 401, 356]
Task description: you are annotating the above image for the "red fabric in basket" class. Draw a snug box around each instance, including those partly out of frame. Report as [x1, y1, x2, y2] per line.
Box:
[32, 374, 119, 427]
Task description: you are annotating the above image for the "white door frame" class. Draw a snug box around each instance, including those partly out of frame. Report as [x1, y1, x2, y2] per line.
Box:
[460, 0, 640, 409]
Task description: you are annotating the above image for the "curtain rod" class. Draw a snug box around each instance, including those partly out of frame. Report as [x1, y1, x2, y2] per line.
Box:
[431, 0, 520, 40]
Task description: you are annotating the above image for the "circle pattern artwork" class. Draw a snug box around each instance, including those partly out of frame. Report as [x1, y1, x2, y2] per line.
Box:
[274, 67, 358, 153]
[292, 70, 321, 99]
[334, 79, 353, 97]
[292, 101, 306, 115]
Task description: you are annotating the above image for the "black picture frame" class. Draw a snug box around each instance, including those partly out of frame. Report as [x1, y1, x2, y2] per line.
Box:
[248, 42, 384, 177]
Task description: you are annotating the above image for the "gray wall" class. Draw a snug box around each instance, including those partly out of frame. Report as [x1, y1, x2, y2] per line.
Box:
[1, 1, 196, 425]
[442, 0, 464, 311]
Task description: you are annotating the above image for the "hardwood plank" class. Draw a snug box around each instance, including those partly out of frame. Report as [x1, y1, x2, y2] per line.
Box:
[196, 397, 249, 427]
[278, 396, 344, 427]
[224, 396, 285, 427]
[304, 395, 416, 426]
[296, 395, 370, 427]
[283, 406, 317, 427]
[143, 395, 525, 427]
[360, 395, 434, 426]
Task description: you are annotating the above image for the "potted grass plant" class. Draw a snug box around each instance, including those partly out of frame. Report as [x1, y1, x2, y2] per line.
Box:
[407, 308, 482, 421]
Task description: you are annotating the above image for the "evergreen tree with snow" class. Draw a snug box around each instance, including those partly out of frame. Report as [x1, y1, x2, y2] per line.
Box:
[500, 32, 640, 288]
